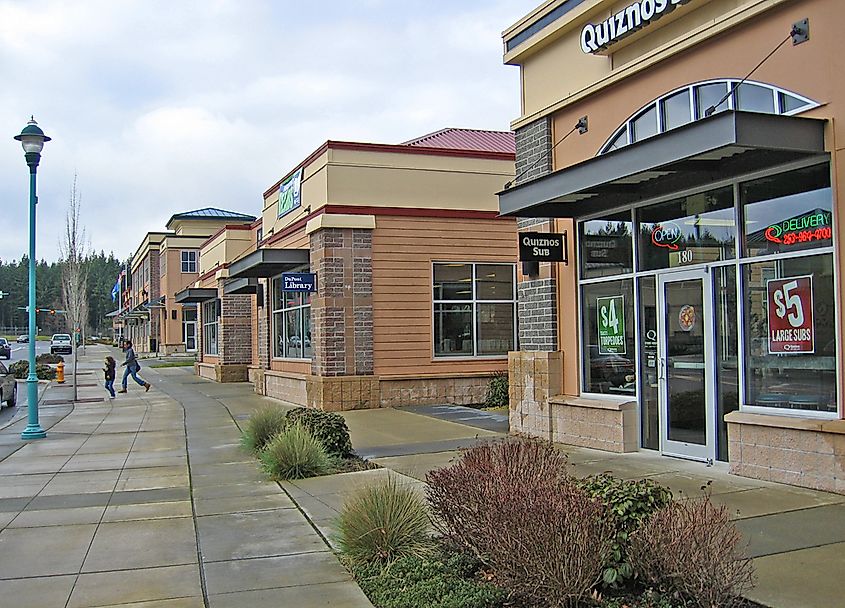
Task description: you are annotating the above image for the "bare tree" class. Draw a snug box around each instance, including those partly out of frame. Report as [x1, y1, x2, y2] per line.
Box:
[60, 174, 89, 401]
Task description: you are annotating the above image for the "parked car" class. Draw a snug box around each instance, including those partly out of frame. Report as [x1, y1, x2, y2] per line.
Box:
[50, 333, 73, 355]
[16, 335, 28, 343]
[0, 338, 10, 360]
[0, 361, 16, 408]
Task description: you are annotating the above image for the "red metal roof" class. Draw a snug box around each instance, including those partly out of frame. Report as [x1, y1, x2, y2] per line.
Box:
[402, 128, 515, 155]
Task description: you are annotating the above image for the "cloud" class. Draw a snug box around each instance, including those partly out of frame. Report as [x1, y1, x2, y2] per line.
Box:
[0, 0, 536, 262]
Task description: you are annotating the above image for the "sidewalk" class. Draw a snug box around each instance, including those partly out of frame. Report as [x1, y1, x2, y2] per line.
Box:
[0, 345, 842, 607]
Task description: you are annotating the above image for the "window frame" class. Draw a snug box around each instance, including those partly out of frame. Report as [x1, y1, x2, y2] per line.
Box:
[431, 262, 517, 360]
[202, 299, 220, 356]
[271, 271, 312, 361]
[181, 250, 198, 274]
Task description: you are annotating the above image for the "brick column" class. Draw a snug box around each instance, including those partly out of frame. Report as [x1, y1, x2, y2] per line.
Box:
[257, 279, 270, 370]
[217, 293, 252, 381]
[308, 227, 377, 410]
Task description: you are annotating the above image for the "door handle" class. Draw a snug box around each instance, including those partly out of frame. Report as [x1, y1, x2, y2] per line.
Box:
[657, 356, 666, 380]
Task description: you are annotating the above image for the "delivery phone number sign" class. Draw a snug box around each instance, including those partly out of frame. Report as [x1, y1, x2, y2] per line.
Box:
[767, 275, 814, 354]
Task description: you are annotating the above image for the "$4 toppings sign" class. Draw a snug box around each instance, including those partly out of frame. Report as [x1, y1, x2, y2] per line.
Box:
[597, 295, 626, 355]
[767, 276, 814, 354]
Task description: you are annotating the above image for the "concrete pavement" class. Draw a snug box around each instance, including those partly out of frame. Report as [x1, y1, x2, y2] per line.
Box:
[1, 345, 843, 607]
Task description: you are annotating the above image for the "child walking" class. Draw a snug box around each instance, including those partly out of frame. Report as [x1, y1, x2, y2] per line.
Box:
[104, 356, 116, 399]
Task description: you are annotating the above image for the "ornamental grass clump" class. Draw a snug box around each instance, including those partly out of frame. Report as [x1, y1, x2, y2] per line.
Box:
[258, 423, 335, 480]
[427, 438, 613, 607]
[241, 405, 288, 454]
[337, 477, 433, 566]
[629, 497, 755, 608]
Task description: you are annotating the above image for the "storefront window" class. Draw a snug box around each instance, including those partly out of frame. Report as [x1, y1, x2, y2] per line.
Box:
[637, 276, 658, 449]
[581, 279, 635, 394]
[742, 254, 836, 413]
[631, 105, 657, 142]
[433, 263, 515, 357]
[695, 82, 729, 119]
[579, 212, 633, 279]
[272, 279, 312, 359]
[638, 186, 735, 271]
[742, 163, 832, 257]
[202, 299, 219, 356]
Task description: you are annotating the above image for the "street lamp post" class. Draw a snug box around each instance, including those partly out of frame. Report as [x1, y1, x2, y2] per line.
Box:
[15, 117, 50, 440]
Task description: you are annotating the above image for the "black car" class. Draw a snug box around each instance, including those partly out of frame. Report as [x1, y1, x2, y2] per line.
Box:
[0, 361, 16, 408]
[0, 338, 10, 360]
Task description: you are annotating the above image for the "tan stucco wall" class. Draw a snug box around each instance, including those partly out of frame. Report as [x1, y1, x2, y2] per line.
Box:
[199, 229, 253, 275]
[507, 0, 795, 128]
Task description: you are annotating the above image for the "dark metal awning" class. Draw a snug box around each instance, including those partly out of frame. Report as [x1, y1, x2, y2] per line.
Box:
[223, 277, 264, 302]
[228, 248, 310, 279]
[498, 111, 827, 219]
[174, 287, 219, 304]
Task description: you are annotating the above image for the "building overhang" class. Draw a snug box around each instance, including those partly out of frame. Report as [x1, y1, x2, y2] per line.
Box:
[174, 287, 219, 304]
[498, 111, 828, 219]
[223, 277, 264, 302]
[228, 248, 310, 279]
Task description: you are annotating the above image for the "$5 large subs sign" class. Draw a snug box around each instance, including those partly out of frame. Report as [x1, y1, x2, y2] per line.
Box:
[767, 276, 814, 354]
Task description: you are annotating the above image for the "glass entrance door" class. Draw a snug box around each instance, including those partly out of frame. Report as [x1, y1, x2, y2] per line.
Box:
[184, 321, 197, 352]
[657, 269, 715, 461]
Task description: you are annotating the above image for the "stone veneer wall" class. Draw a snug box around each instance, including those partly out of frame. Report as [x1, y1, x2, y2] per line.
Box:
[517, 277, 558, 351]
[514, 117, 552, 184]
[220, 294, 253, 366]
[380, 375, 494, 408]
[309, 228, 374, 377]
[509, 351, 562, 439]
[727, 413, 845, 494]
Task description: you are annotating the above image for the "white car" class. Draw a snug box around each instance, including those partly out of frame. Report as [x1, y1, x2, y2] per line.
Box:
[16, 335, 28, 343]
[50, 333, 73, 355]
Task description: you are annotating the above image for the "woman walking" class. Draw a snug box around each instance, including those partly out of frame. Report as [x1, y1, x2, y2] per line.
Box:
[118, 339, 151, 393]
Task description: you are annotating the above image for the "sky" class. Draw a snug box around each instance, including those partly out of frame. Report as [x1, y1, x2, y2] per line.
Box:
[0, 0, 539, 263]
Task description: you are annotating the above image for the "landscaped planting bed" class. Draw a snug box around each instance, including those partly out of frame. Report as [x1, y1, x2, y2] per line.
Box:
[336, 437, 761, 608]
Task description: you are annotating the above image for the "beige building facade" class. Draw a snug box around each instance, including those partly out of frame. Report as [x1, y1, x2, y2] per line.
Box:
[499, 0, 845, 493]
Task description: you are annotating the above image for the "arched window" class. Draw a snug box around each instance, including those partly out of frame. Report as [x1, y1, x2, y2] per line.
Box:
[598, 80, 818, 155]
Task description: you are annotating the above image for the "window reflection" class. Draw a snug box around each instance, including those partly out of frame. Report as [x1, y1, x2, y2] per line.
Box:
[743, 164, 832, 257]
[580, 212, 633, 279]
[582, 279, 636, 395]
[638, 187, 735, 271]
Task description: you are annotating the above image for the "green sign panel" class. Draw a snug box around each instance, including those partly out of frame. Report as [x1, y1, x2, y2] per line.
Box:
[277, 168, 303, 219]
[597, 295, 626, 355]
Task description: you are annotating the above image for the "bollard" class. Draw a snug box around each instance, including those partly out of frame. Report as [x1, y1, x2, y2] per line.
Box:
[56, 361, 65, 384]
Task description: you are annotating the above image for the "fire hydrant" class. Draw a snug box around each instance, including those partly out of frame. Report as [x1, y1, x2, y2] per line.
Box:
[56, 361, 65, 384]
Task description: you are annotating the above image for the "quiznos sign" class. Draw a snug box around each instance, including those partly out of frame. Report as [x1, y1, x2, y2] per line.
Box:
[581, 0, 693, 54]
[519, 232, 565, 262]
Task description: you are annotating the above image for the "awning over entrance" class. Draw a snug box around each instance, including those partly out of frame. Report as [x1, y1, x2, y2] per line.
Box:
[228, 248, 310, 279]
[223, 277, 264, 302]
[498, 111, 827, 219]
[174, 287, 218, 304]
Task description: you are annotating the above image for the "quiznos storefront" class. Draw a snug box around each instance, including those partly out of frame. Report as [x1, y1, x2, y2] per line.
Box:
[499, 0, 845, 493]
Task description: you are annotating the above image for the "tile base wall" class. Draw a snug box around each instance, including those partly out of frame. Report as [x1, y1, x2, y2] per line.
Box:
[726, 412, 845, 494]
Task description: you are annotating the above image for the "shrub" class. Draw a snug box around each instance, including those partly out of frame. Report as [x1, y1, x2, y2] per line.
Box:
[285, 407, 353, 457]
[427, 438, 612, 607]
[352, 548, 507, 608]
[577, 473, 673, 588]
[36, 353, 64, 364]
[629, 497, 755, 608]
[241, 405, 288, 454]
[9, 360, 56, 380]
[483, 371, 508, 408]
[258, 423, 335, 480]
[337, 477, 432, 566]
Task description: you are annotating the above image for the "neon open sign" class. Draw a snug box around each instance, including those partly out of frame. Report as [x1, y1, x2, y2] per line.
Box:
[765, 212, 832, 245]
[650, 222, 682, 250]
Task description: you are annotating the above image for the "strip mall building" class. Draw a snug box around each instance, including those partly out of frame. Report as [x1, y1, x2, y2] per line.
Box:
[499, 0, 844, 492]
[177, 130, 518, 411]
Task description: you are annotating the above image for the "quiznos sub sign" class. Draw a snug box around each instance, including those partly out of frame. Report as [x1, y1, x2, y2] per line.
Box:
[581, 0, 693, 55]
[519, 232, 565, 262]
